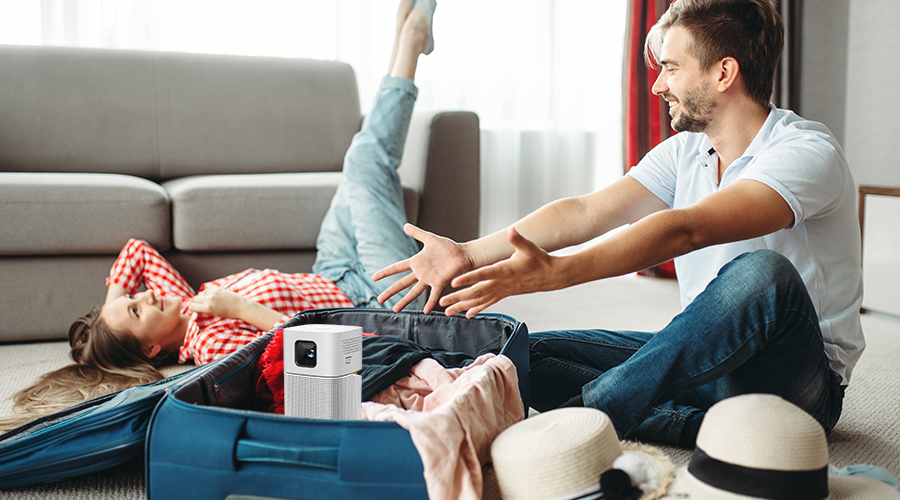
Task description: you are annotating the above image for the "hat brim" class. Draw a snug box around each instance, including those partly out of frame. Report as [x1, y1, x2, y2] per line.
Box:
[664, 467, 900, 500]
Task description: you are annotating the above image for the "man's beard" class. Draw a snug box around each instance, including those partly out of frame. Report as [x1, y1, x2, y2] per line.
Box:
[669, 82, 715, 133]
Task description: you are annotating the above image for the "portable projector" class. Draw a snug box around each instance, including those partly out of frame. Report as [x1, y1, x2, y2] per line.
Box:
[283, 324, 363, 420]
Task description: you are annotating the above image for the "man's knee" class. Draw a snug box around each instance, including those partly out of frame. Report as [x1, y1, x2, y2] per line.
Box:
[705, 250, 810, 316]
[722, 249, 801, 287]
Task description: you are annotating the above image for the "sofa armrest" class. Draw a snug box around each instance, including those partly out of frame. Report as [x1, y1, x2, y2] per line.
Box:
[399, 111, 480, 243]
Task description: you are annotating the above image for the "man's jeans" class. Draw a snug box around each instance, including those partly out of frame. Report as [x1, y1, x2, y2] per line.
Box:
[313, 76, 424, 311]
[528, 250, 845, 445]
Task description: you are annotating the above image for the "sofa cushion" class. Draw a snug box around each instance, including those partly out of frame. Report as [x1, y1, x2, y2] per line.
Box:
[164, 173, 419, 252]
[0, 173, 170, 255]
[0, 46, 159, 178]
[0, 45, 361, 181]
[152, 52, 361, 179]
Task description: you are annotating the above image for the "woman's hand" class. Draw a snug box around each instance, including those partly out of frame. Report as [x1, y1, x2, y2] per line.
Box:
[189, 287, 251, 319]
[189, 287, 284, 331]
[105, 284, 128, 304]
[440, 227, 567, 318]
[373, 224, 474, 314]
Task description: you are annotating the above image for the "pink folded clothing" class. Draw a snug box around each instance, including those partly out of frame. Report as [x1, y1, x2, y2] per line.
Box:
[362, 353, 524, 500]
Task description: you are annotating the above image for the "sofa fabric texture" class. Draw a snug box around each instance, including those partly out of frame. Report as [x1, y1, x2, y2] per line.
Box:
[0, 45, 480, 342]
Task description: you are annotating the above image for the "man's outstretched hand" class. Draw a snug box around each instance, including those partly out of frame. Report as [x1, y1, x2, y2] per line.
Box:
[373, 224, 473, 314]
[438, 227, 565, 318]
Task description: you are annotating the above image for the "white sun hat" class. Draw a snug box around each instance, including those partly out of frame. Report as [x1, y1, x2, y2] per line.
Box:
[490, 407, 674, 500]
[663, 394, 900, 500]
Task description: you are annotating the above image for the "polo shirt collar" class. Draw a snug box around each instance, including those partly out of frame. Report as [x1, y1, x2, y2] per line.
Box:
[740, 104, 780, 160]
[693, 104, 781, 168]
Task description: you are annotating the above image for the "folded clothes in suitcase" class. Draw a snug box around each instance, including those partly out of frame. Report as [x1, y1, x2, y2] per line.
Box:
[0, 308, 528, 498]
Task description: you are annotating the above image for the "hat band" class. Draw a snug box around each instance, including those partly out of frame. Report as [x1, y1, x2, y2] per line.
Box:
[506, 484, 602, 500]
[688, 447, 829, 500]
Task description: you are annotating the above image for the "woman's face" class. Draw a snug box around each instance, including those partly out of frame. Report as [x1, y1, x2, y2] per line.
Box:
[101, 290, 187, 357]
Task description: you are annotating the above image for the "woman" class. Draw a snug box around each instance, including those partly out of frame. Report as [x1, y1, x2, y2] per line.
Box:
[1, 0, 437, 431]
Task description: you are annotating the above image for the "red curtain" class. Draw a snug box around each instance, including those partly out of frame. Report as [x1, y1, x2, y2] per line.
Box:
[623, 0, 677, 279]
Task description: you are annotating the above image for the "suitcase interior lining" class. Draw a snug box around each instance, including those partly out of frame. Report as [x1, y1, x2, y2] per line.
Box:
[173, 311, 519, 415]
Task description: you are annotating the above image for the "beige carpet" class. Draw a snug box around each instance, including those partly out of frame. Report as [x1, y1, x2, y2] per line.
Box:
[0, 274, 897, 498]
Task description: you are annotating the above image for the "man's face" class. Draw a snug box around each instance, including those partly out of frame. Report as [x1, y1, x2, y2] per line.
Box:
[101, 290, 185, 357]
[651, 26, 716, 133]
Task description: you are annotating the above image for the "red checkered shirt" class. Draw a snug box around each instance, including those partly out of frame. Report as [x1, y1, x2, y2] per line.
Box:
[107, 239, 353, 366]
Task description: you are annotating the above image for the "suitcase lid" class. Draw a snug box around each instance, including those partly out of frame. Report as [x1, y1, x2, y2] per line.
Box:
[0, 366, 202, 489]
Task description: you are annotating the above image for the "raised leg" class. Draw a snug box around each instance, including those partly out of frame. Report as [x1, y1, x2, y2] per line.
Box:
[313, 3, 434, 311]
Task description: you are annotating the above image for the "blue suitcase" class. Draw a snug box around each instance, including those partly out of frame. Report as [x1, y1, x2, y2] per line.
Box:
[0, 309, 529, 497]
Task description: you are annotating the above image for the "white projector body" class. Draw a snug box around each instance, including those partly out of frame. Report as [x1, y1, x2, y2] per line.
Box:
[283, 324, 363, 420]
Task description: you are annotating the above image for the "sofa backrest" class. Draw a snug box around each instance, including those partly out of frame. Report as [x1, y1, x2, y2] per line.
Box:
[0, 45, 361, 180]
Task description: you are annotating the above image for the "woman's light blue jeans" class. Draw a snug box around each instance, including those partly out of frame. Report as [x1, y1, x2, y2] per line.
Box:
[313, 76, 425, 311]
[528, 250, 844, 446]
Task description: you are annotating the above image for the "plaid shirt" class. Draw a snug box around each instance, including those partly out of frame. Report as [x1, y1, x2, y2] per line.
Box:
[107, 238, 353, 366]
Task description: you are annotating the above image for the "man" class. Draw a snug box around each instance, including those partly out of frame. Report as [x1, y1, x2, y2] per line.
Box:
[375, 0, 862, 447]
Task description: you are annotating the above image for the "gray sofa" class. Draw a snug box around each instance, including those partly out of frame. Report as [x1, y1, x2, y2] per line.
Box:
[0, 44, 480, 343]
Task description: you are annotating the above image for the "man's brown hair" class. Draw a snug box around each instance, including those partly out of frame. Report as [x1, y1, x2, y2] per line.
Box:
[645, 0, 785, 109]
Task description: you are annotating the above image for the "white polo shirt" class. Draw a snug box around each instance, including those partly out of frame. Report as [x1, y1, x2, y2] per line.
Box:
[627, 105, 864, 384]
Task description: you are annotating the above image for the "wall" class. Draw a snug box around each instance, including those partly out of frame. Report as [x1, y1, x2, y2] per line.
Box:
[798, 0, 849, 147]
[800, 0, 900, 317]
[800, 0, 900, 185]
[844, 1, 900, 187]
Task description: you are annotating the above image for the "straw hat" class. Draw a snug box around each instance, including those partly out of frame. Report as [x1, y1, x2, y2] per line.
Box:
[490, 407, 674, 500]
[663, 394, 900, 499]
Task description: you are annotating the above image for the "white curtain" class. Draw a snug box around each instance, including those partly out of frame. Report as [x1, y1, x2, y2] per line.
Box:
[0, 0, 627, 237]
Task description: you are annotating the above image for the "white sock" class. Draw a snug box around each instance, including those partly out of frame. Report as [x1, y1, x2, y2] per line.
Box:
[413, 0, 436, 55]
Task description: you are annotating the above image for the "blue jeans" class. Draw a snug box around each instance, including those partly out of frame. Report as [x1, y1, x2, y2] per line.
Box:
[529, 250, 844, 446]
[313, 76, 425, 311]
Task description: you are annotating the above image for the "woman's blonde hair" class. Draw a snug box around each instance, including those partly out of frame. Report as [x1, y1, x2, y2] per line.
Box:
[0, 364, 156, 432]
[0, 306, 173, 432]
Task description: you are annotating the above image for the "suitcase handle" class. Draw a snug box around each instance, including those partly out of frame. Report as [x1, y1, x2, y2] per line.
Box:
[235, 439, 339, 471]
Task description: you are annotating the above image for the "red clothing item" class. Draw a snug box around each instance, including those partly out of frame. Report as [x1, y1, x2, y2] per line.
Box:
[107, 239, 353, 366]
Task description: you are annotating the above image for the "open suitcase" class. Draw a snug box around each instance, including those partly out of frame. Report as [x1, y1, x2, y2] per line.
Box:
[0, 308, 529, 498]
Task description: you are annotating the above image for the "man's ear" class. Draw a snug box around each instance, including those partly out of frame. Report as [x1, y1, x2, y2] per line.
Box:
[715, 57, 740, 92]
[143, 343, 161, 359]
